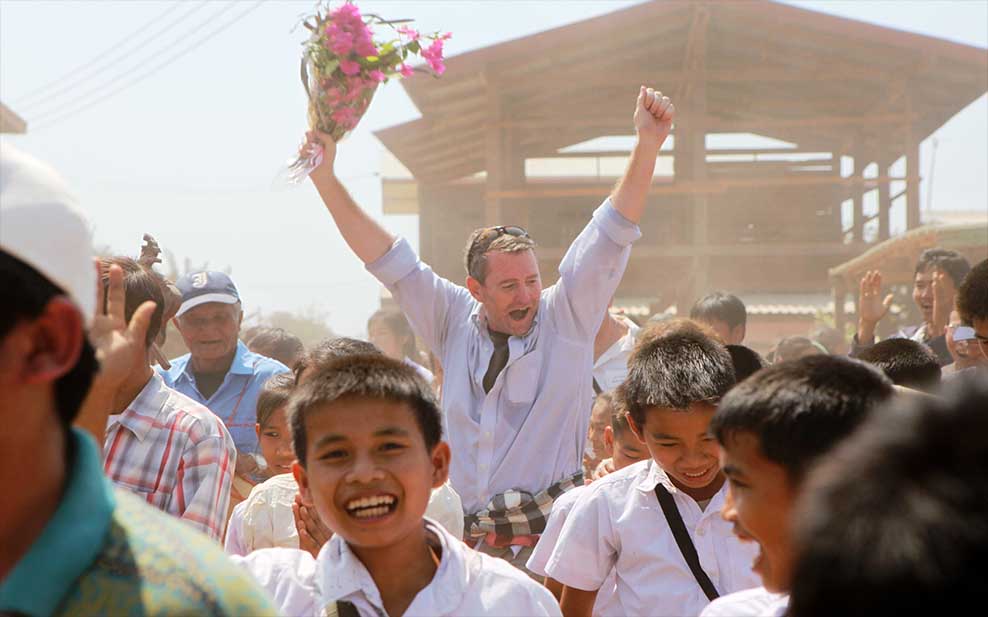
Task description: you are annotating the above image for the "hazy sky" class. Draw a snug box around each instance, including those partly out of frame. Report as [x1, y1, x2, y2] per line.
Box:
[2, 0, 986, 337]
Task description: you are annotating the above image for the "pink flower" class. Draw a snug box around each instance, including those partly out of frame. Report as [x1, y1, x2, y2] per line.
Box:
[332, 106, 356, 125]
[328, 30, 354, 55]
[354, 30, 377, 56]
[398, 63, 415, 77]
[421, 38, 446, 74]
[368, 69, 385, 82]
[331, 2, 362, 23]
[339, 59, 361, 76]
[397, 26, 420, 41]
[439, 32, 452, 41]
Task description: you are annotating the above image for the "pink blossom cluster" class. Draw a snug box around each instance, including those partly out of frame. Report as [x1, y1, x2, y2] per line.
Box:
[325, 2, 377, 58]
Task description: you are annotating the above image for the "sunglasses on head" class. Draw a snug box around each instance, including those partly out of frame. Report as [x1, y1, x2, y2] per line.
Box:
[468, 225, 530, 268]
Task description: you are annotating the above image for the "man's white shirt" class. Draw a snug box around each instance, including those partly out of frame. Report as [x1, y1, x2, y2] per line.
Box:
[700, 587, 789, 617]
[545, 460, 760, 617]
[366, 199, 640, 514]
[232, 518, 561, 616]
[592, 315, 640, 392]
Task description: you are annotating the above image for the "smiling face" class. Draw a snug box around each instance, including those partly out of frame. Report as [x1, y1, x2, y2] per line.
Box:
[912, 266, 956, 326]
[630, 402, 724, 500]
[720, 431, 798, 593]
[175, 302, 242, 364]
[256, 406, 295, 476]
[293, 396, 450, 549]
[467, 250, 542, 337]
[607, 424, 649, 470]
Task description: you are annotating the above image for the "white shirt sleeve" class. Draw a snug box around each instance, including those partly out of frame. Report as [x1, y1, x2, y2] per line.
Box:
[231, 548, 320, 617]
[527, 488, 583, 577]
[543, 485, 618, 591]
[224, 500, 249, 557]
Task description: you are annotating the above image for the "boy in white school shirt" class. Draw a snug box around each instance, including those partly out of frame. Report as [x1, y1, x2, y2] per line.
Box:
[233, 354, 560, 617]
[701, 356, 894, 617]
[545, 319, 761, 617]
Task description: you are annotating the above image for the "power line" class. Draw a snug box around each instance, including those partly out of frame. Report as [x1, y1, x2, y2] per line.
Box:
[13, 1, 205, 107]
[31, 0, 267, 131]
[27, 1, 239, 122]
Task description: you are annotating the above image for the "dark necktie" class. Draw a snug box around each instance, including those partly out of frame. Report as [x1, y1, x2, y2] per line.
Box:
[482, 330, 511, 393]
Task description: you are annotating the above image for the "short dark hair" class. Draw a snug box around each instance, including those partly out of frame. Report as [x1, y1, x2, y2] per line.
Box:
[689, 291, 747, 330]
[957, 258, 988, 325]
[788, 373, 988, 617]
[711, 355, 893, 484]
[256, 372, 295, 427]
[99, 257, 164, 348]
[368, 309, 418, 359]
[289, 354, 443, 466]
[0, 250, 98, 427]
[247, 327, 305, 368]
[610, 385, 633, 436]
[914, 247, 971, 287]
[463, 227, 537, 284]
[857, 338, 941, 393]
[293, 336, 381, 382]
[773, 336, 826, 363]
[624, 319, 735, 427]
[726, 344, 766, 383]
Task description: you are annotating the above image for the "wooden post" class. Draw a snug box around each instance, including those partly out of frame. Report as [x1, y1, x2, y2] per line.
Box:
[878, 158, 891, 241]
[852, 154, 864, 241]
[685, 5, 710, 306]
[906, 138, 922, 230]
[833, 277, 847, 337]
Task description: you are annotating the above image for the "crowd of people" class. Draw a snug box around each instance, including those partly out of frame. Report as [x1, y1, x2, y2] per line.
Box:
[1, 86, 986, 617]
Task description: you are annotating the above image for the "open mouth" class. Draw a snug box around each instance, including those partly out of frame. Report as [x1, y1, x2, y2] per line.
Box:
[509, 308, 530, 321]
[682, 466, 714, 479]
[344, 494, 398, 520]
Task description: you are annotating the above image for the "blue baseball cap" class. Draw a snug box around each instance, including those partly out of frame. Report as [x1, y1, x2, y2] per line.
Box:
[176, 271, 241, 317]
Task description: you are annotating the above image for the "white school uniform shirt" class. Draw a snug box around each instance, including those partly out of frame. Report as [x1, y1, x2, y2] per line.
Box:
[366, 199, 639, 514]
[528, 485, 619, 616]
[700, 587, 789, 617]
[545, 460, 760, 617]
[592, 315, 640, 392]
[233, 518, 561, 617]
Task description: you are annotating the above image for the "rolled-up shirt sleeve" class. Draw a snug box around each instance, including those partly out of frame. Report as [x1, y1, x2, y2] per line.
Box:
[548, 198, 642, 341]
[544, 487, 617, 592]
[366, 237, 476, 358]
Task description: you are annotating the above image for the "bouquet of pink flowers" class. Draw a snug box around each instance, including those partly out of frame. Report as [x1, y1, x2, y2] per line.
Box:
[287, 1, 449, 182]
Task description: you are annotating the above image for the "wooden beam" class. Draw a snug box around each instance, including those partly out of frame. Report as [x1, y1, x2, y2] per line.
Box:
[878, 158, 891, 241]
[852, 154, 864, 242]
[485, 79, 504, 226]
[534, 242, 863, 260]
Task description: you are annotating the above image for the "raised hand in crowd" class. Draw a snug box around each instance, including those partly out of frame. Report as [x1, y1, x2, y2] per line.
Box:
[74, 261, 156, 448]
[634, 86, 675, 148]
[293, 493, 333, 559]
[857, 269, 894, 345]
[930, 269, 955, 339]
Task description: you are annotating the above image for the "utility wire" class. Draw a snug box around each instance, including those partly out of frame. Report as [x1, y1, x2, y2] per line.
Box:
[31, 0, 267, 131]
[13, 1, 204, 107]
[27, 0, 238, 122]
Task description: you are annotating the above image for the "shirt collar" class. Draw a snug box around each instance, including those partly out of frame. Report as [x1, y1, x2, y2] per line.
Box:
[178, 339, 253, 380]
[109, 373, 170, 442]
[0, 429, 115, 617]
[317, 519, 465, 615]
[635, 460, 728, 515]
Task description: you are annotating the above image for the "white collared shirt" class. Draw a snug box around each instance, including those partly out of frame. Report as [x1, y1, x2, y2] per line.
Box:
[367, 200, 639, 514]
[592, 315, 640, 392]
[700, 587, 789, 617]
[545, 460, 760, 617]
[233, 519, 561, 616]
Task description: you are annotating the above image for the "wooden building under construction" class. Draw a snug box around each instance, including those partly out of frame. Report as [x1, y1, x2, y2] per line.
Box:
[375, 0, 988, 351]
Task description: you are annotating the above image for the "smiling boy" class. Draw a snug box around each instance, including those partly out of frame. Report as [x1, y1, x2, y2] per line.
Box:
[545, 320, 760, 617]
[700, 355, 893, 617]
[233, 354, 560, 616]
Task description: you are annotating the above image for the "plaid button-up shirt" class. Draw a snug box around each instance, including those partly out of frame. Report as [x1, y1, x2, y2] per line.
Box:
[103, 373, 236, 541]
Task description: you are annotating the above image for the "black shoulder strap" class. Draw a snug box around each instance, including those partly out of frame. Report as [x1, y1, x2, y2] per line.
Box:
[336, 601, 360, 617]
[654, 483, 720, 601]
[592, 377, 603, 395]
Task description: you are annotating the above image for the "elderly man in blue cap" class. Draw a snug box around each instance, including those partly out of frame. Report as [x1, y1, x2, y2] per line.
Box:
[161, 272, 290, 494]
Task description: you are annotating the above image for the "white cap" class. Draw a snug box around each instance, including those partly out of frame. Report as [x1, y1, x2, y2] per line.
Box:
[0, 143, 95, 323]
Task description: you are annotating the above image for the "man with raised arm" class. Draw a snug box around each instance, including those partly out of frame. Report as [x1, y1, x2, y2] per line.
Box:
[303, 86, 674, 570]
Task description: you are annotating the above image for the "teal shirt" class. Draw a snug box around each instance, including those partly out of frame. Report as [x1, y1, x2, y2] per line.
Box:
[0, 429, 277, 616]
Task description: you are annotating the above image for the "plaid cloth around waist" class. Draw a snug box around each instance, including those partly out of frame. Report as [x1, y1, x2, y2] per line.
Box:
[463, 471, 584, 544]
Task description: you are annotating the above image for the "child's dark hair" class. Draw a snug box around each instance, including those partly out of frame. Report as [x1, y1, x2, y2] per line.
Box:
[957, 258, 987, 325]
[248, 327, 305, 369]
[689, 291, 747, 330]
[726, 344, 766, 383]
[0, 250, 98, 428]
[610, 385, 633, 436]
[788, 373, 988, 617]
[624, 319, 735, 427]
[289, 354, 443, 466]
[293, 336, 381, 382]
[856, 338, 941, 393]
[711, 355, 893, 484]
[914, 247, 971, 287]
[256, 372, 295, 427]
[99, 256, 164, 348]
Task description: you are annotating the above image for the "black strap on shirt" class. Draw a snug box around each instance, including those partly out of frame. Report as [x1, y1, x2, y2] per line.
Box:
[592, 377, 603, 395]
[334, 601, 359, 617]
[654, 484, 720, 601]
[482, 330, 511, 393]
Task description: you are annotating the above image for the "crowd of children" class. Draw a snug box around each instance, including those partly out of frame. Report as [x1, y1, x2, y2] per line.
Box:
[2, 82, 987, 617]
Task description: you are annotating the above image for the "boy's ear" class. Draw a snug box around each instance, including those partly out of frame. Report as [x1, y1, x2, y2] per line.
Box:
[255, 423, 262, 440]
[293, 461, 314, 507]
[627, 413, 647, 445]
[603, 425, 615, 450]
[430, 441, 451, 489]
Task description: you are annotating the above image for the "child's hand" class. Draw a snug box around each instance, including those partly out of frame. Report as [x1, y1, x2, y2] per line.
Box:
[294, 493, 332, 558]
